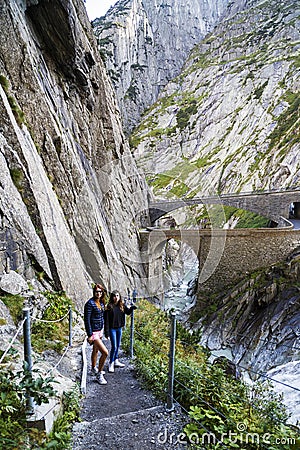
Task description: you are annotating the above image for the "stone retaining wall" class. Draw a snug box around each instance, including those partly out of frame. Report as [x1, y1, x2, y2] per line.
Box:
[198, 228, 300, 293]
[140, 225, 300, 295]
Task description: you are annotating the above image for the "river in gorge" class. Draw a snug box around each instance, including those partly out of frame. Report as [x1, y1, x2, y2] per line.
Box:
[162, 257, 198, 318]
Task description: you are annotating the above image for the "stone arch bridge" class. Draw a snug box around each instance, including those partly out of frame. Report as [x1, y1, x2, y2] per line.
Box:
[140, 188, 300, 296]
[149, 188, 300, 225]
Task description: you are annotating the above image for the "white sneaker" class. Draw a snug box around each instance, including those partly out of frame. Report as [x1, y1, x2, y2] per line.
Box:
[96, 373, 107, 385]
[114, 359, 125, 368]
[108, 362, 115, 373]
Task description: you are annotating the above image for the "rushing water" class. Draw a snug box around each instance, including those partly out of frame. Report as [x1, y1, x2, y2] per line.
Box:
[267, 361, 300, 425]
[162, 259, 198, 317]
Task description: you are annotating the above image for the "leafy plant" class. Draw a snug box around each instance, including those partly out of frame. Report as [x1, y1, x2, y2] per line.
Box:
[0, 364, 57, 449]
[0, 363, 81, 449]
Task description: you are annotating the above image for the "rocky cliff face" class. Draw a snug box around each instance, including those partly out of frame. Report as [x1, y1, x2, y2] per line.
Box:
[0, 0, 150, 306]
[131, 0, 299, 199]
[93, 0, 230, 133]
[193, 249, 300, 373]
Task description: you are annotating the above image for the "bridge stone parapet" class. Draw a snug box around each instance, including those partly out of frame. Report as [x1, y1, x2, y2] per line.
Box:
[149, 189, 300, 225]
[139, 223, 300, 295]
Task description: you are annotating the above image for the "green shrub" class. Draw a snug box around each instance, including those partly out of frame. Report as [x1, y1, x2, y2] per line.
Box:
[0, 74, 9, 90]
[0, 293, 24, 324]
[31, 291, 74, 353]
[0, 364, 81, 449]
[176, 99, 198, 131]
[9, 167, 24, 190]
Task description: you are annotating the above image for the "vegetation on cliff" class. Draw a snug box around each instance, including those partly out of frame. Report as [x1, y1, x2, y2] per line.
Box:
[122, 300, 299, 449]
[0, 365, 80, 449]
[0, 290, 80, 449]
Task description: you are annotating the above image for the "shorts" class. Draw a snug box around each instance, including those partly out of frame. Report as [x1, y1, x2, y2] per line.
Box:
[90, 330, 104, 341]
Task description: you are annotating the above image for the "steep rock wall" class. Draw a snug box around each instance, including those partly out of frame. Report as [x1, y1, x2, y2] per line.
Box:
[0, 0, 150, 306]
[93, 0, 230, 132]
[132, 0, 300, 197]
[192, 248, 300, 374]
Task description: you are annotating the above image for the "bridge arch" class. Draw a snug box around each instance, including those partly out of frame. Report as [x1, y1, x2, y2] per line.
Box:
[162, 238, 199, 311]
[290, 202, 300, 219]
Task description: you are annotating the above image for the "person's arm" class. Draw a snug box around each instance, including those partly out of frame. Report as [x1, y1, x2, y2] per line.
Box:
[124, 304, 137, 315]
[104, 309, 110, 338]
[84, 301, 93, 338]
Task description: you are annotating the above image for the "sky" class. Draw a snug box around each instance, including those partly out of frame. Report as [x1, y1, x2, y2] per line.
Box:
[85, 0, 117, 20]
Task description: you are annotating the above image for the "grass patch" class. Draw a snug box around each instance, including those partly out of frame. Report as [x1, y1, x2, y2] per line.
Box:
[190, 206, 269, 229]
[0, 74, 26, 126]
[31, 291, 74, 354]
[268, 90, 300, 150]
[0, 293, 24, 325]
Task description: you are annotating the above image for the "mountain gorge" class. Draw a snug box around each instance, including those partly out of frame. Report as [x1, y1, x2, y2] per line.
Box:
[0, 0, 298, 367]
[0, 0, 299, 440]
[129, 0, 300, 199]
[95, 0, 300, 422]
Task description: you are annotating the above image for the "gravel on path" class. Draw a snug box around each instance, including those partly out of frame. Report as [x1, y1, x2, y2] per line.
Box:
[71, 339, 190, 449]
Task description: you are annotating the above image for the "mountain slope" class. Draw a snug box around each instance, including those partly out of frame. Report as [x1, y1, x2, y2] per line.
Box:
[131, 0, 300, 199]
[93, 0, 230, 132]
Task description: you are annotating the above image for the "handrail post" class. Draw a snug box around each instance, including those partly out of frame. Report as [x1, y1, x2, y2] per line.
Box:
[166, 310, 176, 412]
[23, 308, 34, 415]
[129, 308, 134, 358]
[69, 307, 72, 347]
